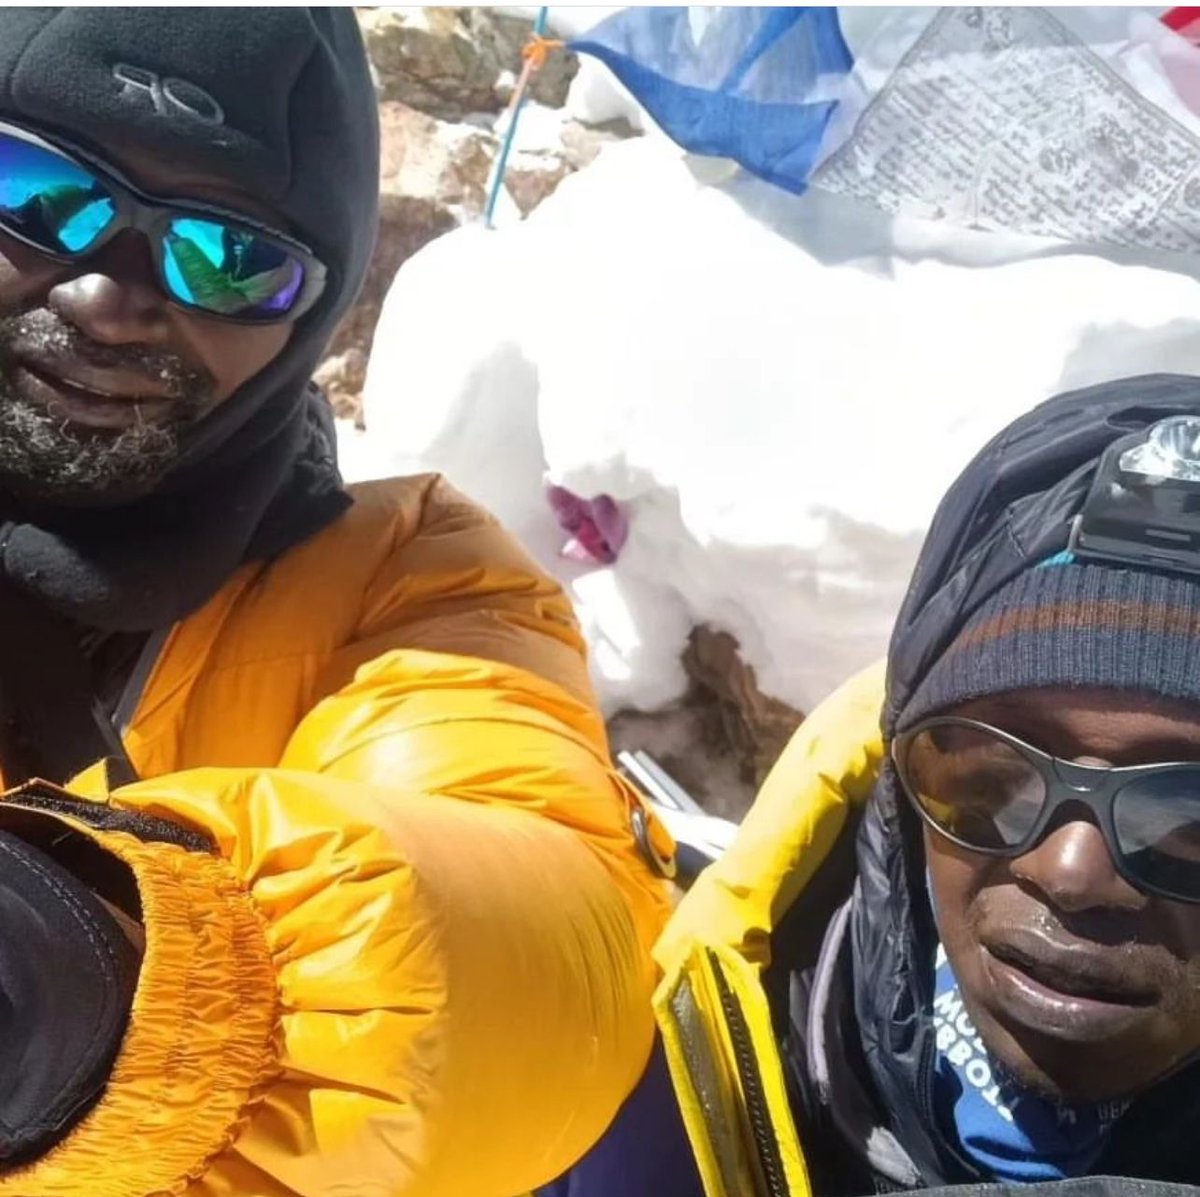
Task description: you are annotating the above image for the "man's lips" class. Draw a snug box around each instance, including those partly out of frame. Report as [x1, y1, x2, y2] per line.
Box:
[15, 343, 180, 402]
[9, 353, 179, 430]
[979, 926, 1160, 1042]
[985, 935, 1157, 1006]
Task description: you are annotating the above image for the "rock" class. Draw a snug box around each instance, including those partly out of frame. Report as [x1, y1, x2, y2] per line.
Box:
[682, 625, 805, 791]
[460, 9, 578, 112]
[607, 626, 805, 820]
[358, 8, 496, 119]
[314, 348, 369, 424]
[505, 149, 573, 216]
[559, 118, 639, 171]
[377, 100, 496, 216]
[358, 7, 577, 122]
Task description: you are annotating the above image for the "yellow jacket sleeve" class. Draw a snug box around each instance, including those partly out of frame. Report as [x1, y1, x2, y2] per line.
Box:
[244, 485, 671, 1193]
[114, 768, 657, 1197]
[50, 477, 672, 1197]
[278, 477, 671, 957]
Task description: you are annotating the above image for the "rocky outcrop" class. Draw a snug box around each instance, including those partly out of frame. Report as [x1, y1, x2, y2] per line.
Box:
[608, 627, 805, 820]
[358, 7, 577, 121]
[323, 8, 628, 423]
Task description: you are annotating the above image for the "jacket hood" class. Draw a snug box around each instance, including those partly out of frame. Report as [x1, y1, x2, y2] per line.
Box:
[853, 373, 1200, 1185]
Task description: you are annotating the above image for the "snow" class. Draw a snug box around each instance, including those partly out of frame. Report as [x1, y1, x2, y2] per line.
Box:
[345, 28, 1200, 719]
[562, 51, 646, 133]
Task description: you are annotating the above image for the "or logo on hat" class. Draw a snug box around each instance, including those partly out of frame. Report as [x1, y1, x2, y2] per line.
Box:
[112, 64, 225, 126]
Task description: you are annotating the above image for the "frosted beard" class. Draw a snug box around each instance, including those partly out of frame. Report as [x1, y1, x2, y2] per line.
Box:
[0, 307, 211, 502]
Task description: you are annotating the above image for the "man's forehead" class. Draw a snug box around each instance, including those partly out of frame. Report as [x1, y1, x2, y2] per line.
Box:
[98, 133, 291, 230]
[953, 688, 1200, 760]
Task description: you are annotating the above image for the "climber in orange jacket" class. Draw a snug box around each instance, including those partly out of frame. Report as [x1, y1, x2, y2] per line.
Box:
[0, 9, 672, 1196]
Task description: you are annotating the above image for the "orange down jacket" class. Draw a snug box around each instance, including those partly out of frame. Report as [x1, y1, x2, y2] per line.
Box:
[0, 474, 673, 1197]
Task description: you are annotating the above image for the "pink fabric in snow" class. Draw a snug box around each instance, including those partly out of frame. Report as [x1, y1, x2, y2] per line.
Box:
[545, 485, 629, 564]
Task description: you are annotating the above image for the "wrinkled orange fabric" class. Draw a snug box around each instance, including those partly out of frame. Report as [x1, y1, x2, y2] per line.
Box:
[0, 475, 672, 1197]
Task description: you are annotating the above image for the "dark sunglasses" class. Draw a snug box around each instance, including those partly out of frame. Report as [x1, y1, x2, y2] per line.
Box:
[0, 120, 327, 323]
[893, 716, 1200, 903]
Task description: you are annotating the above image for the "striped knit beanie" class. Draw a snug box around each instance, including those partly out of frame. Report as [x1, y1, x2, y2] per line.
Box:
[900, 550, 1200, 730]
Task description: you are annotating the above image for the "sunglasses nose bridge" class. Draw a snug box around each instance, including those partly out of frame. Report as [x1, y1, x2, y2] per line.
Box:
[118, 198, 163, 242]
[1051, 757, 1109, 792]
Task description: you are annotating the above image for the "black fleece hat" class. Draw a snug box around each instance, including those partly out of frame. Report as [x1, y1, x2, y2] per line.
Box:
[0, 9, 380, 630]
[0, 830, 140, 1163]
[902, 557, 1200, 728]
[0, 7, 379, 341]
[886, 374, 1200, 734]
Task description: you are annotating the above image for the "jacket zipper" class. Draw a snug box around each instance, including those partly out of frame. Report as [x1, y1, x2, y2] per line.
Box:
[709, 949, 792, 1197]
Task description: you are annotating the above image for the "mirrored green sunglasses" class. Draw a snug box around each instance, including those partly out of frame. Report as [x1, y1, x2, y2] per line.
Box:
[0, 119, 328, 323]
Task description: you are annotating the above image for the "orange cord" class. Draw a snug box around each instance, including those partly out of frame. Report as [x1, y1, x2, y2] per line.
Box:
[498, 34, 564, 122]
[485, 27, 565, 225]
[522, 34, 565, 71]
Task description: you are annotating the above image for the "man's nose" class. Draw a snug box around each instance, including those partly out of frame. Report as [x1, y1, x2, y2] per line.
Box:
[1010, 815, 1148, 915]
[47, 230, 169, 346]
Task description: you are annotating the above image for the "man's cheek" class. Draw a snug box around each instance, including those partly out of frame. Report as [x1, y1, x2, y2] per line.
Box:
[926, 828, 980, 920]
[0, 253, 20, 308]
[0, 232, 57, 310]
[1169, 954, 1200, 1032]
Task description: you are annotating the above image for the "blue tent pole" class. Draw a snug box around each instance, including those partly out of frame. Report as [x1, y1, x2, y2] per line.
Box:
[484, 6, 550, 228]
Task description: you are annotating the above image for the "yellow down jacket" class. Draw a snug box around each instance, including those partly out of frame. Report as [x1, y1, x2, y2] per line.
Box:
[0, 474, 673, 1197]
[653, 662, 886, 1197]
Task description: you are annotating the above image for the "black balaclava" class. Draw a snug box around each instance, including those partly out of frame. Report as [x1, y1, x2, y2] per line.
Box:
[0, 8, 379, 630]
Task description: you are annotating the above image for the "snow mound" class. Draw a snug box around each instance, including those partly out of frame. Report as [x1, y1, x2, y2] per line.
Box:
[347, 134, 1200, 716]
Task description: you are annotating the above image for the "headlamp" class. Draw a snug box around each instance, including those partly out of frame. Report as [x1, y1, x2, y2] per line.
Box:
[1069, 415, 1200, 575]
